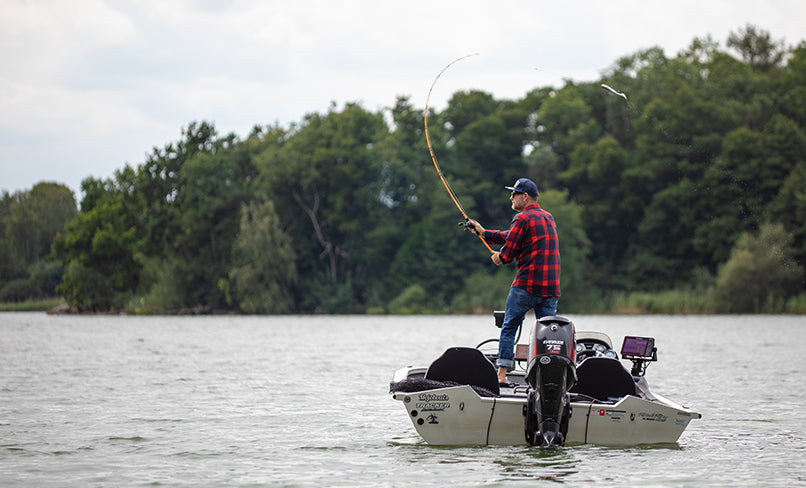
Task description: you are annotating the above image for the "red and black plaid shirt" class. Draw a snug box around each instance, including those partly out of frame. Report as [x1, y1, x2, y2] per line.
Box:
[483, 203, 561, 297]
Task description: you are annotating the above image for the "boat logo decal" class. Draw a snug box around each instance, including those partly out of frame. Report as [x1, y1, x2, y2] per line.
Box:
[597, 409, 626, 422]
[417, 393, 450, 412]
[638, 412, 668, 423]
[539, 356, 551, 365]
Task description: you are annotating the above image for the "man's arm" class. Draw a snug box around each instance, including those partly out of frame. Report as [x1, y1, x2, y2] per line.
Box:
[498, 215, 525, 264]
[468, 219, 508, 245]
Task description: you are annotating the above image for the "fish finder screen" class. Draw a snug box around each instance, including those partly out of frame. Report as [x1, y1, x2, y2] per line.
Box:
[621, 336, 654, 358]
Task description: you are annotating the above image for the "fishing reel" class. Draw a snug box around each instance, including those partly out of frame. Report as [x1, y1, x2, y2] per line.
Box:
[458, 219, 479, 235]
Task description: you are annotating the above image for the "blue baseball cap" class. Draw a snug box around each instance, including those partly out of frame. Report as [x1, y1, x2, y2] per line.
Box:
[505, 178, 538, 197]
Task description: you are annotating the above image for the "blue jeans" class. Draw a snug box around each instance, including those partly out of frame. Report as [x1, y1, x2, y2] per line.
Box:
[497, 287, 559, 369]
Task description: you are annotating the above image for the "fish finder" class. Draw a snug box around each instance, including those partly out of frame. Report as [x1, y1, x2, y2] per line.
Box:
[621, 336, 657, 376]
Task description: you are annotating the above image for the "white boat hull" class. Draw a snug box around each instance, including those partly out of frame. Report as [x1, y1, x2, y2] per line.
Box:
[392, 381, 700, 446]
[390, 322, 701, 446]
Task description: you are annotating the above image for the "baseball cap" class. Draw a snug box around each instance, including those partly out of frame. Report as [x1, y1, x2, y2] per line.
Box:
[504, 178, 538, 197]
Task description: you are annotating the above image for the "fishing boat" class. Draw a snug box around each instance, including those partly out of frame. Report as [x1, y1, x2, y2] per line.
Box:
[389, 313, 701, 447]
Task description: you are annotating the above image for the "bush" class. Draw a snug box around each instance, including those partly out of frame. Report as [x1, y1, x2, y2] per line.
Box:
[28, 260, 62, 296]
[388, 284, 429, 314]
[611, 289, 713, 314]
[57, 261, 116, 312]
[0, 278, 42, 302]
[450, 269, 512, 313]
[125, 260, 183, 314]
[710, 223, 804, 313]
[785, 294, 806, 314]
[0, 297, 62, 311]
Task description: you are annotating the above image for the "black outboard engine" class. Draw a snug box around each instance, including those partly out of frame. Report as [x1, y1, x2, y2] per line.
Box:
[524, 316, 577, 447]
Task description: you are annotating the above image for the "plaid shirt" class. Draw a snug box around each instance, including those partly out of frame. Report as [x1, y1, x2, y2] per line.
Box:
[483, 203, 561, 297]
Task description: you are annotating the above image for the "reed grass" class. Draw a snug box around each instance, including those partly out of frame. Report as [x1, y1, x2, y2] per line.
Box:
[0, 297, 63, 312]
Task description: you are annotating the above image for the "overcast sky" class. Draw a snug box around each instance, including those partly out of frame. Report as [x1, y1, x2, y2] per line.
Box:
[2, 0, 804, 198]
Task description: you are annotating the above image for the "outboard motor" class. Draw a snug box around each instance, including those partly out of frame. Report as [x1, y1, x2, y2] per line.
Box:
[524, 316, 577, 447]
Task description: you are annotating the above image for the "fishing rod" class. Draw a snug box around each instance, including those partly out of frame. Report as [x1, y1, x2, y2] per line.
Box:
[424, 54, 494, 254]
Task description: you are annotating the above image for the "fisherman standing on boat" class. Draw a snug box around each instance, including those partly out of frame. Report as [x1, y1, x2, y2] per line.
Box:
[467, 178, 561, 385]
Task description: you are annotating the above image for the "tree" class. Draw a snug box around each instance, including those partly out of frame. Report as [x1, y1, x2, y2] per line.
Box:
[710, 223, 803, 313]
[535, 84, 600, 170]
[1, 183, 76, 271]
[778, 41, 806, 127]
[693, 115, 805, 267]
[51, 122, 243, 312]
[51, 195, 138, 311]
[537, 189, 593, 312]
[174, 144, 255, 308]
[35, 26, 806, 314]
[136, 121, 222, 261]
[562, 136, 630, 268]
[255, 102, 388, 312]
[0, 183, 77, 301]
[449, 96, 531, 224]
[767, 161, 806, 262]
[727, 24, 786, 72]
[229, 199, 297, 313]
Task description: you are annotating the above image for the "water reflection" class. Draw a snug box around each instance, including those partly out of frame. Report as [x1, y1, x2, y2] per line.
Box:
[492, 446, 578, 482]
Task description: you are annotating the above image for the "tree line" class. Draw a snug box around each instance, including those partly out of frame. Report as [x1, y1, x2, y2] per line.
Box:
[2, 25, 805, 314]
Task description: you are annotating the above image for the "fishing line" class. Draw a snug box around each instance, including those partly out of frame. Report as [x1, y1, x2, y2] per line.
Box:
[601, 82, 688, 145]
[600, 81, 640, 142]
[424, 53, 494, 254]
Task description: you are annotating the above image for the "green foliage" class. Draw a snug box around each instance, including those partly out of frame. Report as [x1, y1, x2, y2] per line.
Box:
[229, 200, 296, 314]
[710, 223, 804, 313]
[58, 261, 117, 312]
[536, 189, 593, 312]
[0, 297, 62, 312]
[388, 284, 430, 314]
[254, 103, 388, 310]
[27, 25, 806, 314]
[727, 23, 787, 72]
[125, 257, 183, 314]
[0, 278, 42, 302]
[767, 161, 806, 261]
[610, 290, 713, 314]
[784, 294, 806, 314]
[0, 183, 76, 305]
[450, 268, 513, 313]
[0, 260, 63, 303]
[52, 197, 139, 311]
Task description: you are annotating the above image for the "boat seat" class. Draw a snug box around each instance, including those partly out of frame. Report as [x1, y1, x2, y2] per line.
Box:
[425, 347, 500, 396]
[569, 357, 636, 401]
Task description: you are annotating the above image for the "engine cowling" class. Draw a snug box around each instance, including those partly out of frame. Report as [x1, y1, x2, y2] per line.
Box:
[524, 316, 577, 447]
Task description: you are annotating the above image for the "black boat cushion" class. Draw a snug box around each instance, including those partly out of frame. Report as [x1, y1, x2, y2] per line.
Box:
[569, 357, 636, 401]
[424, 347, 500, 396]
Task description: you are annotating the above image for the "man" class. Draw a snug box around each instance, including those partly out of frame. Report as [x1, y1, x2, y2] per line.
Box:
[468, 177, 561, 385]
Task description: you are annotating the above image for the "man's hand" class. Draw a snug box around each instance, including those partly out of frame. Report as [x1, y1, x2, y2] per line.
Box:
[491, 251, 503, 266]
[467, 219, 484, 236]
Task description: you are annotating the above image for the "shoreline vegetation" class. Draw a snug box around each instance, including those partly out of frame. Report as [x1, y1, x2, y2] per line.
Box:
[0, 297, 62, 313]
[4, 290, 805, 315]
[3, 26, 806, 316]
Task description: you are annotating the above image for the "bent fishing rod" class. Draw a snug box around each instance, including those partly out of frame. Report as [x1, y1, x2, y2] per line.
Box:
[424, 54, 494, 254]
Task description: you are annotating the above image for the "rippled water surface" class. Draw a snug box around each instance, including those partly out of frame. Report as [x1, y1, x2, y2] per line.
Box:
[1, 313, 804, 487]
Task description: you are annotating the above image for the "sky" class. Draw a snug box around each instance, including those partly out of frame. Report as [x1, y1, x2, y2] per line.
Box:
[1, 0, 805, 199]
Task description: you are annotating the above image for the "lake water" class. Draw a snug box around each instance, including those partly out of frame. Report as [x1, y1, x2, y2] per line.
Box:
[1, 312, 804, 487]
